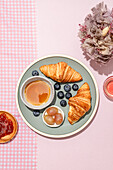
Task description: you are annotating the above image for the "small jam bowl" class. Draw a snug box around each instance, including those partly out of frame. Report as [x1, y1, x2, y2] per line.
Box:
[0, 111, 18, 144]
[42, 105, 65, 128]
[20, 76, 55, 110]
[103, 76, 113, 101]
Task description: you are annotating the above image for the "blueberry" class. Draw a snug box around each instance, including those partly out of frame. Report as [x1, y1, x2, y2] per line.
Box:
[64, 84, 71, 92]
[54, 82, 61, 90]
[33, 110, 40, 116]
[57, 91, 64, 99]
[72, 84, 79, 91]
[65, 92, 72, 99]
[32, 70, 39, 76]
[60, 100, 67, 107]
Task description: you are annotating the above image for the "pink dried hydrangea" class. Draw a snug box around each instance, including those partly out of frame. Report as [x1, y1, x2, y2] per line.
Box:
[78, 2, 113, 63]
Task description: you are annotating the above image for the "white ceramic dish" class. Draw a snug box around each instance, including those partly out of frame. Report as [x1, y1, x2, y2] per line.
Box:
[42, 105, 65, 128]
[20, 76, 55, 110]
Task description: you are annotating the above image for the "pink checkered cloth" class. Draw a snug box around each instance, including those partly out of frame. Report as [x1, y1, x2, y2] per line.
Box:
[0, 0, 37, 169]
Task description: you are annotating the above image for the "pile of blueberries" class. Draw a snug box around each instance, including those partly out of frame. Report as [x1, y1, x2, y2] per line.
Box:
[54, 82, 79, 107]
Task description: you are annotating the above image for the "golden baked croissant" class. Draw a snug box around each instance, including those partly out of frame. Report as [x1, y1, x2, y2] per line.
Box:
[68, 82, 91, 124]
[40, 62, 82, 83]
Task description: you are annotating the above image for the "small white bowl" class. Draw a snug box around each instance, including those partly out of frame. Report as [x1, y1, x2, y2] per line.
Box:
[42, 105, 65, 128]
[20, 76, 55, 110]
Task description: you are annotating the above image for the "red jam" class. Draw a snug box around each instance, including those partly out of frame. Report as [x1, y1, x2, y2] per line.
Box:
[0, 113, 14, 138]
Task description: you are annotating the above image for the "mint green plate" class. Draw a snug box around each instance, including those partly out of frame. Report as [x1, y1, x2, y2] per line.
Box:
[16, 55, 99, 138]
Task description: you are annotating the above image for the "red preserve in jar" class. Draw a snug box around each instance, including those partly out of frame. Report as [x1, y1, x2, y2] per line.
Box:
[0, 111, 18, 143]
[103, 76, 113, 100]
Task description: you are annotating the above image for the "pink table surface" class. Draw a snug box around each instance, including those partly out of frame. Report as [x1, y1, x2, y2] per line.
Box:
[0, 0, 37, 169]
[37, 0, 113, 170]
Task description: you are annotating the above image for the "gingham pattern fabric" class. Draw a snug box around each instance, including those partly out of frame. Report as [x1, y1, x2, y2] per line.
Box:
[0, 0, 37, 169]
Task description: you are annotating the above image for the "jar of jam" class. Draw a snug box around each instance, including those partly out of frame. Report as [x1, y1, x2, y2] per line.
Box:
[0, 111, 18, 143]
[103, 76, 113, 101]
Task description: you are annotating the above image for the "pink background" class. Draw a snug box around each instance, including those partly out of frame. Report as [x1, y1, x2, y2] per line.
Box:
[37, 0, 113, 170]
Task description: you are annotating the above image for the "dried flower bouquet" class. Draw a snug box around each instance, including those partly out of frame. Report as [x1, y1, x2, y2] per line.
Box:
[78, 2, 113, 63]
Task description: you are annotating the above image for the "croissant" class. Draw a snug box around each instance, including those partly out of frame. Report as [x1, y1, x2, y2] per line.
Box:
[40, 62, 82, 83]
[68, 82, 91, 124]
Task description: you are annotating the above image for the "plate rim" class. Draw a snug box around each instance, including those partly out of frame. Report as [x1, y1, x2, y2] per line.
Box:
[16, 54, 99, 138]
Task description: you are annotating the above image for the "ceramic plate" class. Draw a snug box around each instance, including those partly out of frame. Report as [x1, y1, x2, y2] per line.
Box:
[16, 55, 99, 138]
